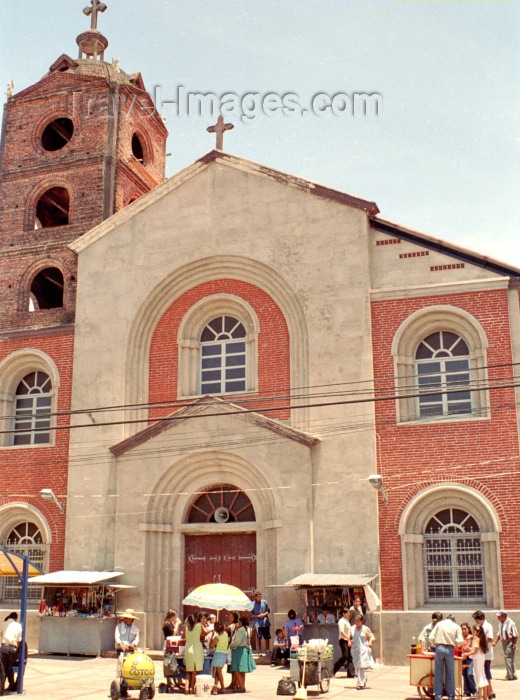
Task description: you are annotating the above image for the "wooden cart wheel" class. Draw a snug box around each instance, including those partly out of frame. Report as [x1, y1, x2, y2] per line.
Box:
[319, 668, 331, 693]
[417, 675, 434, 699]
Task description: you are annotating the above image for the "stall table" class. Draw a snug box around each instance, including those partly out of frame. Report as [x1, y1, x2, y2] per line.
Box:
[39, 616, 117, 656]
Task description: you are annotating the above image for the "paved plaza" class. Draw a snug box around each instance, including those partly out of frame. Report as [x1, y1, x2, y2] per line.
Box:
[10, 653, 519, 700]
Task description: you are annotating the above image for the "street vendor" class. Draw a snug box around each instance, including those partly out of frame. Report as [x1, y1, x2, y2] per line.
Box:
[419, 612, 443, 653]
[115, 609, 139, 651]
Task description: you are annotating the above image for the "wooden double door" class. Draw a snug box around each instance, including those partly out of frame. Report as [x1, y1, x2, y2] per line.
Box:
[184, 533, 256, 617]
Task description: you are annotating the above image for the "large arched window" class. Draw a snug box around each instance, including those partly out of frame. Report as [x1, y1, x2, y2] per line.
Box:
[1, 520, 47, 602]
[13, 371, 52, 445]
[200, 316, 247, 395]
[399, 485, 502, 610]
[392, 306, 489, 423]
[423, 507, 484, 604]
[416, 331, 472, 418]
[177, 294, 259, 398]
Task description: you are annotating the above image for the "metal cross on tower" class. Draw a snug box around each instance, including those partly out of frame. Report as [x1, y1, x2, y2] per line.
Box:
[83, 0, 107, 30]
[206, 116, 234, 151]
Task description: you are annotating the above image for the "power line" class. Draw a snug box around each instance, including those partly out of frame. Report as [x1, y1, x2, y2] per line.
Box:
[1, 376, 519, 436]
[1, 360, 519, 423]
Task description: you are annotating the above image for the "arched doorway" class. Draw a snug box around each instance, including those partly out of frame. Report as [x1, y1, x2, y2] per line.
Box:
[184, 485, 257, 614]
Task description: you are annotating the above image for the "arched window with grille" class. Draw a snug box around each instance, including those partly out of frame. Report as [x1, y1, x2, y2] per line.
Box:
[415, 331, 472, 418]
[200, 315, 247, 395]
[13, 371, 52, 445]
[187, 485, 255, 523]
[423, 507, 485, 604]
[1, 521, 47, 602]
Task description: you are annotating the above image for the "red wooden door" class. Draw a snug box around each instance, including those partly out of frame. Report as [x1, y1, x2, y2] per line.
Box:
[184, 533, 256, 617]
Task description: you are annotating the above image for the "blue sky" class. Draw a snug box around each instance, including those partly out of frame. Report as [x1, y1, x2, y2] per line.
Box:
[1, 0, 519, 267]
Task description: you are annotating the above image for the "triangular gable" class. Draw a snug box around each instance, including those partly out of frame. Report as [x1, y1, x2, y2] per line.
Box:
[110, 396, 320, 456]
[11, 70, 107, 102]
[49, 54, 79, 73]
[372, 217, 520, 279]
[70, 150, 379, 253]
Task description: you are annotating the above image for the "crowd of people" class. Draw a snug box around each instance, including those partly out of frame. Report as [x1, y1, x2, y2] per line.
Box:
[114, 591, 374, 694]
[419, 609, 518, 700]
[113, 593, 517, 697]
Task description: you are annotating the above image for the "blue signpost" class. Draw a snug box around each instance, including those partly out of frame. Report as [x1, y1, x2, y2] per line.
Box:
[0, 547, 43, 694]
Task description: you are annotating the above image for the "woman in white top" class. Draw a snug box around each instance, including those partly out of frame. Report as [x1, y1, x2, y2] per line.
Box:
[348, 613, 375, 690]
[467, 625, 489, 700]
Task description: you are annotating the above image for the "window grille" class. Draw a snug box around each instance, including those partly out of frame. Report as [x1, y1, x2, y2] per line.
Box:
[415, 331, 472, 418]
[13, 371, 52, 445]
[200, 316, 247, 395]
[423, 508, 485, 604]
[1, 522, 47, 602]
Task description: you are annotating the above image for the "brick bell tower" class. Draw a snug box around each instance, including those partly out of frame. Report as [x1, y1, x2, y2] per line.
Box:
[0, 0, 168, 329]
[0, 2, 167, 581]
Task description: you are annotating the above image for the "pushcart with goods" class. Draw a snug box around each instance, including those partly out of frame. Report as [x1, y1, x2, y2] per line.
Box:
[407, 653, 463, 700]
[110, 649, 156, 700]
[294, 648, 334, 695]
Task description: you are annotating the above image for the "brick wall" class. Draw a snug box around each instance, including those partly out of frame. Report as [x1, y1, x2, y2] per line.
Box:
[371, 289, 520, 609]
[149, 279, 291, 421]
[0, 332, 74, 572]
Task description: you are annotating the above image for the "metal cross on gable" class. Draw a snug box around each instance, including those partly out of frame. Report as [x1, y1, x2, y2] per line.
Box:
[207, 115, 234, 151]
[83, 0, 107, 31]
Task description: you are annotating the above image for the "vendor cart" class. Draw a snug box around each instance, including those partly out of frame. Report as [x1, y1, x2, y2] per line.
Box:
[292, 651, 333, 694]
[408, 653, 463, 700]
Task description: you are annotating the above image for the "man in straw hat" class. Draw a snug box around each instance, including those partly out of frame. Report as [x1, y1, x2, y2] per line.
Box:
[115, 609, 140, 652]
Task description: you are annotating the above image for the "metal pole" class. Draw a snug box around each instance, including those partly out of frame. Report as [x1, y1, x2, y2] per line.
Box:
[16, 554, 29, 694]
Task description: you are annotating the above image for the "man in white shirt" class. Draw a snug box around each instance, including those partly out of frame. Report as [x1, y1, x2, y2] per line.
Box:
[1, 611, 22, 692]
[429, 614, 463, 700]
[333, 607, 354, 677]
[473, 611, 495, 699]
[316, 605, 335, 624]
[418, 611, 442, 653]
[493, 610, 518, 681]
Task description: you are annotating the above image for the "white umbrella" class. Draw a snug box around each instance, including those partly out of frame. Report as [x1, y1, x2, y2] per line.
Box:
[182, 583, 252, 611]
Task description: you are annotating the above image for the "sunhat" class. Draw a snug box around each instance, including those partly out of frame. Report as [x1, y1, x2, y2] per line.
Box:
[118, 608, 139, 620]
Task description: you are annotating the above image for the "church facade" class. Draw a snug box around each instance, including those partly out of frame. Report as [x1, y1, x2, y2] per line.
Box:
[1, 2, 520, 663]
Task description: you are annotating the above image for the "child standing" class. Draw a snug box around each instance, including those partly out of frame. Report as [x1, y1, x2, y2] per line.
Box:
[210, 622, 229, 695]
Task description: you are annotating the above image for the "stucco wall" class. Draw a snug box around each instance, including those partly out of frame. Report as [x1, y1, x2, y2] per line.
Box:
[66, 160, 380, 633]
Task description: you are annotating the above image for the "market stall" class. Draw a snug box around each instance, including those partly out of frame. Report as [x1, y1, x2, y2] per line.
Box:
[28, 570, 131, 656]
[273, 573, 381, 661]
